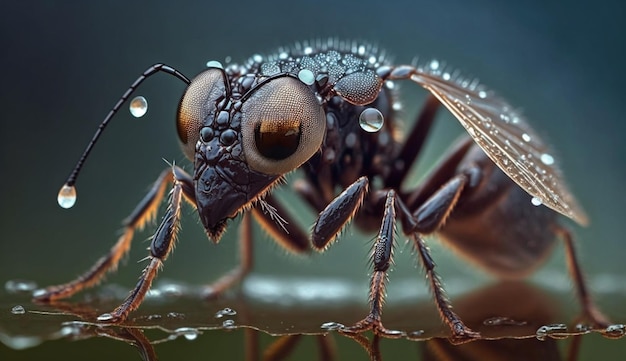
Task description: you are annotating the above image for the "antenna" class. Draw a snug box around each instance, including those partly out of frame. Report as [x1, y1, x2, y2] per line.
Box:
[57, 63, 191, 209]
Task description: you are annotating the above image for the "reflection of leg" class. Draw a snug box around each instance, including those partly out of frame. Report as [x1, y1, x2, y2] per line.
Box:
[555, 226, 610, 327]
[204, 212, 254, 297]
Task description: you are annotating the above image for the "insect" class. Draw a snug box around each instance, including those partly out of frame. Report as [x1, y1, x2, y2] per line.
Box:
[35, 39, 608, 341]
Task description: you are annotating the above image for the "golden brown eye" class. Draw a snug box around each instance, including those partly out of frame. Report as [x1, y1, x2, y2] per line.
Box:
[254, 119, 301, 160]
[241, 76, 326, 175]
[176, 68, 226, 159]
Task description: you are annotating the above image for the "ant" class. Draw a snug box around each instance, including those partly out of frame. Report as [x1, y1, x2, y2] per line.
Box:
[35, 39, 609, 342]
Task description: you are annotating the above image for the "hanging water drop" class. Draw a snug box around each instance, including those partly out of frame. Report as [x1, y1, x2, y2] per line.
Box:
[57, 184, 77, 209]
[129, 96, 148, 118]
[531, 196, 543, 206]
[359, 108, 384, 132]
[11, 305, 25, 315]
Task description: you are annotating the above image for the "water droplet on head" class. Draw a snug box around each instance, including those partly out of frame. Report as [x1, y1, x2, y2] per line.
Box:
[359, 108, 384, 132]
[11, 305, 25, 315]
[540, 153, 554, 165]
[205, 60, 224, 69]
[297, 69, 315, 85]
[57, 184, 77, 209]
[531, 196, 543, 206]
[129, 96, 148, 118]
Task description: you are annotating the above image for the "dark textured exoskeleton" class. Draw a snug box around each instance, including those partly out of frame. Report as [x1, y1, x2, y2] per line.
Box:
[35, 39, 608, 341]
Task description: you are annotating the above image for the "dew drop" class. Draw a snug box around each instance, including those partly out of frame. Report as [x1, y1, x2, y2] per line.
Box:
[205, 60, 224, 69]
[359, 108, 384, 132]
[429, 59, 440, 70]
[531, 196, 543, 206]
[97, 313, 115, 322]
[57, 184, 77, 209]
[320, 322, 345, 331]
[297, 69, 315, 85]
[11, 305, 25, 315]
[522, 133, 531, 142]
[540, 153, 555, 165]
[478, 90, 488, 99]
[603, 324, 626, 339]
[5, 280, 37, 293]
[535, 324, 568, 341]
[129, 96, 148, 118]
[175, 327, 200, 340]
[222, 319, 236, 329]
[215, 307, 237, 318]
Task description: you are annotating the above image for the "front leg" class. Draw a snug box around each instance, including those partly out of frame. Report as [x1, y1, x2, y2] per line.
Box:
[342, 190, 405, 338]
[34, 166, 193, 302]
[98, 167, 187, 322]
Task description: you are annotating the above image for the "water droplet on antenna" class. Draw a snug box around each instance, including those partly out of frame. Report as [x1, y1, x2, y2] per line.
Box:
[129, 96, 148, 118]
[57, 184, 77, 209]
[531, 196, 543, 206]
[359, 108, 384, 132]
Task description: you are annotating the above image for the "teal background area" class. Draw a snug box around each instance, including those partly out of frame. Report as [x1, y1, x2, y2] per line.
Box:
[1, 1, 625, 360]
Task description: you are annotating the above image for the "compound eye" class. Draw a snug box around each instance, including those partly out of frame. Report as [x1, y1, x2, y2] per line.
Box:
[176, 68, 226, 159]
[241, 77, 326, 175]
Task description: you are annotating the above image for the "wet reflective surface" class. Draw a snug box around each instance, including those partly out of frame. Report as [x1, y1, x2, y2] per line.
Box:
[1, 279, 624, 360]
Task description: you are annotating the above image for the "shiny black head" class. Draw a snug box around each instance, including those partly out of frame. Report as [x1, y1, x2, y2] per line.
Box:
[176, 66, 326, 240]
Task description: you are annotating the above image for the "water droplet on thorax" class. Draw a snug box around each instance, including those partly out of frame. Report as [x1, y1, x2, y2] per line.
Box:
[359, 108, 384, 132]
[531, 196, 543, 206]
[11, 305, 25, 314]
[57, 184, 77, 209]
[129, 96, 148, 118]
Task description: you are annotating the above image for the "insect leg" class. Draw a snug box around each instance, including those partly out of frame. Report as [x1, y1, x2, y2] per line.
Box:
[251, 193, 310, 253]
[343, 190, 403, 338]
[99, 168, 187, 322]
[554, 225, 611, 327]
[34, 167, 191, 302]
[311, 176, 369, 250]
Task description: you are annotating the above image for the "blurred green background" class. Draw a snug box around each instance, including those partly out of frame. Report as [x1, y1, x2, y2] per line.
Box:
[1, 0, 625, 360]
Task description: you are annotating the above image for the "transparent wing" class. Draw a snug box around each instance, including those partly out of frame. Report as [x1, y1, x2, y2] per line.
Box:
[408, 62, 587, 225]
